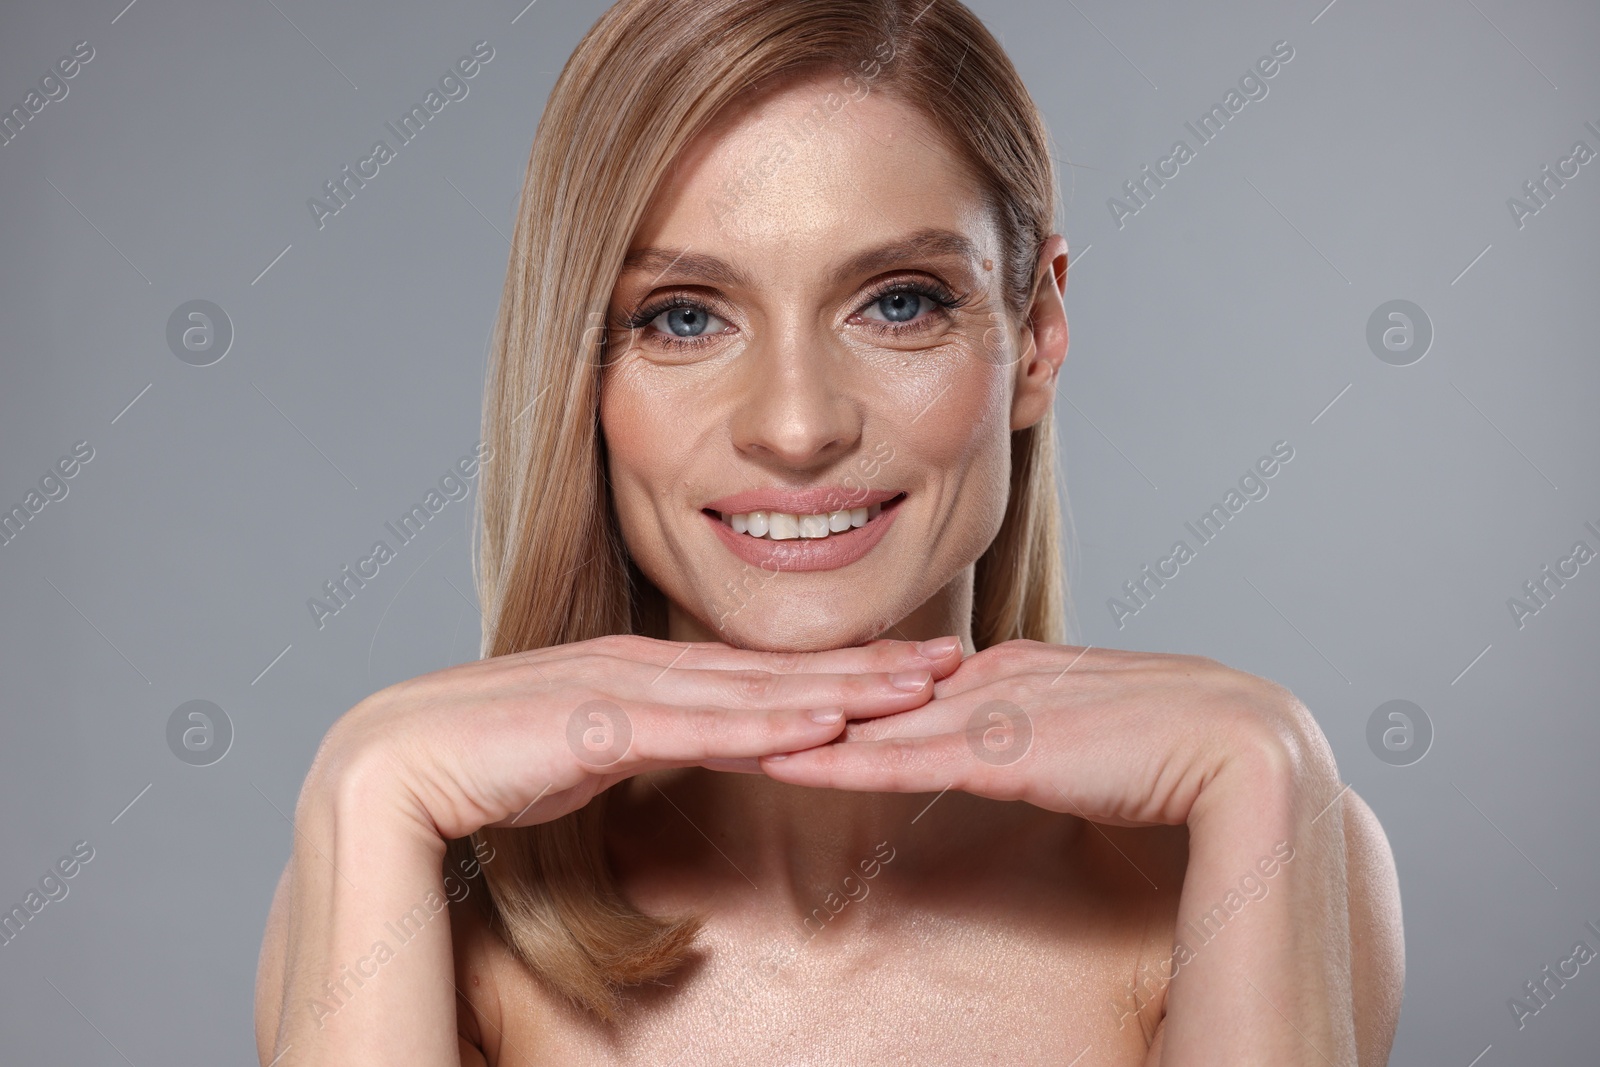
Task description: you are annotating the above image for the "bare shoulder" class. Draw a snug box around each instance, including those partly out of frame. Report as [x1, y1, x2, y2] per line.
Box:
[253, 859, 293, 1066]
[1342, 789, 1405, 1066]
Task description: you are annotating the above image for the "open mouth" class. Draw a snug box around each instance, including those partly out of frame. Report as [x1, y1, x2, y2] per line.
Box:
[704, 492, 907, 541]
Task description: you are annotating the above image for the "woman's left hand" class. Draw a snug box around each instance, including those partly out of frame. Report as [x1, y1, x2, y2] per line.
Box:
[757, 640, 1339, 830]
[758, 640, 1402, 1067]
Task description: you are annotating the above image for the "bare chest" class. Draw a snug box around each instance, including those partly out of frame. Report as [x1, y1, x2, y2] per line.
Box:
[483, 918, 1169, 1066]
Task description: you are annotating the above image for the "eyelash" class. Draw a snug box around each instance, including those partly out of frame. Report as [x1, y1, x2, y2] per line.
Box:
[617, 278, 969, 352]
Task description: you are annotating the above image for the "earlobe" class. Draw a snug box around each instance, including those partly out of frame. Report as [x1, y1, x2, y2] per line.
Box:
[1008, 234, 1070, 431]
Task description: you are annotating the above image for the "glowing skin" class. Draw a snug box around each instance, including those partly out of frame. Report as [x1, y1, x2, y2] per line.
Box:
[255, 69, 1402, 1067]
[599, 72, 1063, 654]
[569, 69, 1180, 1059]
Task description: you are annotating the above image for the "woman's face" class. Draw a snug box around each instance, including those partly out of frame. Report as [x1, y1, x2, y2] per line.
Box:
[600, 72, 1067, 651]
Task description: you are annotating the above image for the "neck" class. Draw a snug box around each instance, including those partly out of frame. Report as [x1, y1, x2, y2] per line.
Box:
[608, 567, 1062, 924]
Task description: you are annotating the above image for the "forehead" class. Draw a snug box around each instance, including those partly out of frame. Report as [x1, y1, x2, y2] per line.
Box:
[626, 71, 998, 279]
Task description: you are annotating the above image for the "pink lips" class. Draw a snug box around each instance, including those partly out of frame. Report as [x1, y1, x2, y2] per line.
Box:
[702, 492, 904, 572]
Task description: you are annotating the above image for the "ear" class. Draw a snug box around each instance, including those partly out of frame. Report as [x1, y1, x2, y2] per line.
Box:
[1009, 233, 1070, 432]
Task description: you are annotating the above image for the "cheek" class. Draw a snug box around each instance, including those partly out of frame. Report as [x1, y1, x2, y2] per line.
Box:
[599, 366, 717, 566]
[598, 372, 668, 538]
[902, 356, 1016, 553]
[906, 355, 1013, 488]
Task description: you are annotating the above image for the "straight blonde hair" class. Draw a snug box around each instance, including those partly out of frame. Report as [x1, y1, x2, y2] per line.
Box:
[460, 0, 1067, 1023]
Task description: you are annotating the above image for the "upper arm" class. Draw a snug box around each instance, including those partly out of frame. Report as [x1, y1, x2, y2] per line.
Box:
[254, 859, 293, 1066]
[1344, 790, 1405, 1066]
[254, 851, 499, 1067]
[255, 855, 498, 1067]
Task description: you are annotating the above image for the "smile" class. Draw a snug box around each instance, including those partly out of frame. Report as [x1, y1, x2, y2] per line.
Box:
[700, 491, 906, 572]
[716, 500, 886, 540]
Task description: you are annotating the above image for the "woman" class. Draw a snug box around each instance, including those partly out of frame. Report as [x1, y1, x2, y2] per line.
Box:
[255, 0, 1404, 1062]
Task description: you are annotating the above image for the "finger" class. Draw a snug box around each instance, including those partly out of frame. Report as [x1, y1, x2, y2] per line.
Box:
[586, 632, 965, 679]
[702, 638, 963, 678]
[838, 702, 959, 742]
[618, 664, 937, 716]
[566, 701, 850, 771]
[931, 642, 1127, 698]
[757, 731, 1006, 796]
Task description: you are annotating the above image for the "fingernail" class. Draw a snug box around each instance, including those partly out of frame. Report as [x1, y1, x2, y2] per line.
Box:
[917, 636, 962, 658]
[809, 707, 843, 724]
[891, 671, 931, 692]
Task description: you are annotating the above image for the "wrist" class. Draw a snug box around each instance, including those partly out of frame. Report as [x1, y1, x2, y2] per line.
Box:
[1188, 722, 1334, 844]
[298, 721, 448, 863]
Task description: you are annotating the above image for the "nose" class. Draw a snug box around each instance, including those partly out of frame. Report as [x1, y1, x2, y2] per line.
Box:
[727, 328, 862, 470]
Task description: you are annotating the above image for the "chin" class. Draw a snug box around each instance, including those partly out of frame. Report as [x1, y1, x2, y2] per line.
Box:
[702, 597, 894, 652]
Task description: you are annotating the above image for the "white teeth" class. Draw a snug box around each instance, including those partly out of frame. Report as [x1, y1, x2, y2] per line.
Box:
[798, 514, 830, 539]
[717, 500, 894, 541]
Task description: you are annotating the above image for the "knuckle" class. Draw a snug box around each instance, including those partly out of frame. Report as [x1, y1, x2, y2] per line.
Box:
[763, 706, 803, 740]
[985, 640, 1036, 668]
[683, 705, 725, 742]
[764, 651, 805, 674]
[885, 737, 919, 770]
[729, 668, 779, 703]
[568, 651, 619, 677]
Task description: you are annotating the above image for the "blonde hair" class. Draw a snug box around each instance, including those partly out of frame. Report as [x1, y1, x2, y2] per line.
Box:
[461, 0, 1067, 1023]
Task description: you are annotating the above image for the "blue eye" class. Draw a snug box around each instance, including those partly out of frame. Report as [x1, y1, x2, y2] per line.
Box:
[874, 291, 925, 323]
[656, 305, 716, 337]
[858, 281, 962, 330]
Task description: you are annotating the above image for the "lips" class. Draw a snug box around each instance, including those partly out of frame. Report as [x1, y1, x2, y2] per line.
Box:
[702, 492, 905, 572]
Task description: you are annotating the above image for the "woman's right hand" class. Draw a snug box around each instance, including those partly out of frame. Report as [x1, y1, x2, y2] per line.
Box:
[256, 633, 963, 1067]
[306, 631, 965, 842]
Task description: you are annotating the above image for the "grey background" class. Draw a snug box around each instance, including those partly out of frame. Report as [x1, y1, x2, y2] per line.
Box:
[1, 0, 1595, 1062]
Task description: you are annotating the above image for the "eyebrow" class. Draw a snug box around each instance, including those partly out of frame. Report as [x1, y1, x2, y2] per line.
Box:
[619, 227, 984, 290]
